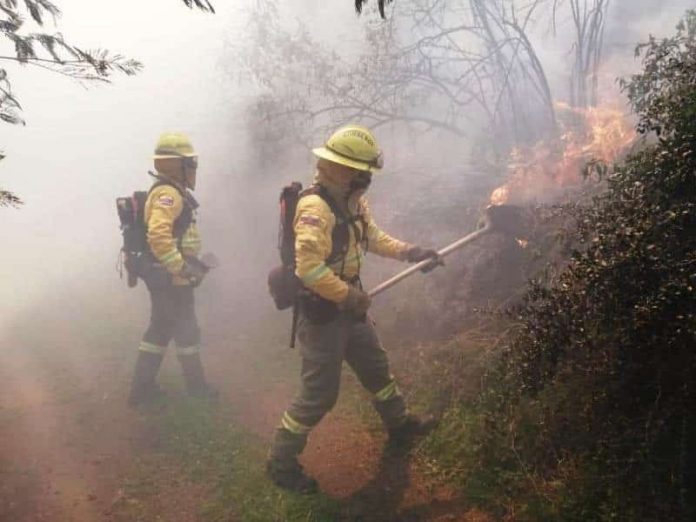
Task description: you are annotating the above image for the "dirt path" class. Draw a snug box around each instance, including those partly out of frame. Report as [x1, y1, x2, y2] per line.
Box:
[0, 312, 215, 522]
[0, 331, 134, 521]
[1, 304, 483, 521]
[205, 322, 484, 522]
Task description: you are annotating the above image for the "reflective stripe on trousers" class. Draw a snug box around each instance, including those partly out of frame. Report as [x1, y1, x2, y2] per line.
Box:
[282, 311, 407, 431]
[281, 411, 312, 435]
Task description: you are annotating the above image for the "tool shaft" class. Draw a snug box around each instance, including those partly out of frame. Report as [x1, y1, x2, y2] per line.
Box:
[368, 224, 491, 298]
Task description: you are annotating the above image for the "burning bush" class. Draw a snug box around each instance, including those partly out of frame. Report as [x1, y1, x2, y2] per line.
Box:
[429, 11, 696, 521]
[490, 101, 636, 207]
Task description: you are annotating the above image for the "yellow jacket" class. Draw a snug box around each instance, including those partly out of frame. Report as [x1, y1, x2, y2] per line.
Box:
[145, 181, 202, 286]
[294, 171, 411, 303]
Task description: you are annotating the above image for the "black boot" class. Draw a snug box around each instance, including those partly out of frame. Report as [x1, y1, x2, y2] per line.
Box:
[387, 414, 438, 447]
[178, 353, 219, 400]
[373, 394, 408, 431]
[128, 351, 165, 408]
[267, 428, 318, 494]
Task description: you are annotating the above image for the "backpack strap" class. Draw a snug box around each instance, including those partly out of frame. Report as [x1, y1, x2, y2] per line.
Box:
[300, 185, 366, 277]
[174, 192, 197, 240]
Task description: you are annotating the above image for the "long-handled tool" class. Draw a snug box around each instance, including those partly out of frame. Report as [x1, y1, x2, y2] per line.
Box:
[368, 204, 525, 298]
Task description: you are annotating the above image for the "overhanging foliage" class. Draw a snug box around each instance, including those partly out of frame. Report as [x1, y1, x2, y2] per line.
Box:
[461, 10, 696, 520]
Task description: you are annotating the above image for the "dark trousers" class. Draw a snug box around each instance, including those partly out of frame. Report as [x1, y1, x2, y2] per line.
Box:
[142, 282, 200, 351]
[130, 280, 209, 404]
[283, 311, 407, 432]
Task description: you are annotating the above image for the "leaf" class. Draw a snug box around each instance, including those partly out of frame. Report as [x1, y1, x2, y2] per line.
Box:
[8, 32, 36, 62]
[0, 188, 24, 208]
[355, 0, 393, 19]
[23, 0, 43, 24]
[182, 0, 215, 13]
[35, 33, 63, 62]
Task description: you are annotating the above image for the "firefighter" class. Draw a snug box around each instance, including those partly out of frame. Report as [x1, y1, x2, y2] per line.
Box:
[128, 132, 217, 407]
[267, 124, 440, 492]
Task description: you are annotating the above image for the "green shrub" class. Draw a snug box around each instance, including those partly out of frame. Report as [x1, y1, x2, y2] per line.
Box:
[455, 11, 696, 521]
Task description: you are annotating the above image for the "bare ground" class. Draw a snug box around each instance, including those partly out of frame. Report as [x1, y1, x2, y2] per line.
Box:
[0, 303, 486, 522]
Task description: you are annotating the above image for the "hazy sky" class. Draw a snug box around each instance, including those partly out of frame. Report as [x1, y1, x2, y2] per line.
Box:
[0, 0, 372, 327]
[1, 0, 692, 326]
[1, 1, 235, 316]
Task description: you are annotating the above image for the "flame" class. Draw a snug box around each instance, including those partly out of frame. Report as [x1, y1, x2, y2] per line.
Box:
[490, 102, 636, 206]
[490, 185, 510, 206]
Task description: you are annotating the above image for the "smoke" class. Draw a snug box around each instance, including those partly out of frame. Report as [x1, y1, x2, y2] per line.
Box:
[1, 3, 694, 517]
[1, 1, 235, 321]
[219, 0, 696, 334]
[606, 0, 692, 51]
[1, 0, 693, 339]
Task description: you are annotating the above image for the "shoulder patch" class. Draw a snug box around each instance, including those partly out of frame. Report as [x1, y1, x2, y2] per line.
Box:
[158, 195, 175, 207]
[298, 215, 322, 227]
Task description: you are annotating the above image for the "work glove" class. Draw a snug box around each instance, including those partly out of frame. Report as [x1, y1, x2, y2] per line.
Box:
[179, 259, 208, 287]
[405, 246, 443, 273]
[340, 286, 371, 318]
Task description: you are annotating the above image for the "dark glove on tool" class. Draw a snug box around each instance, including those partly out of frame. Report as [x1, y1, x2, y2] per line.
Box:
[405, 246, 443, 273]
[180, 260, 208, 287]
[340, 286, 371, 317]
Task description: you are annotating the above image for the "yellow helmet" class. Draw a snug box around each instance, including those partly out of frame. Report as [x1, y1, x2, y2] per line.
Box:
[153, 132, 197, 159]
[312, 124, 384, 172]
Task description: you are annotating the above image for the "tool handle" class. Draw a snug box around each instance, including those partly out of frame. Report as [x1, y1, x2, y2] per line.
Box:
[367, 224, 491, 298]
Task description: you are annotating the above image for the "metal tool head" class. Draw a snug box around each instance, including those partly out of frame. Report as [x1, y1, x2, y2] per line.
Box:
[480, 204, 528, 237]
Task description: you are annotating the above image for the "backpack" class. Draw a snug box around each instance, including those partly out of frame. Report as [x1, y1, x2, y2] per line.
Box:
[267, 182, 367, 310]
[116, 178, 195, 287]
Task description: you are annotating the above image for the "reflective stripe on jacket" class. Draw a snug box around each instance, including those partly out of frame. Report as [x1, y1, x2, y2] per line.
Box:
[144, 182, 202, 286]
[294, 178, 410, 303]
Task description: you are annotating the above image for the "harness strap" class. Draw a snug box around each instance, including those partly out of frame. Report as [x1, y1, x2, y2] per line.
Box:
[301, 185, 367, 278]
[146, 179, 197, 252]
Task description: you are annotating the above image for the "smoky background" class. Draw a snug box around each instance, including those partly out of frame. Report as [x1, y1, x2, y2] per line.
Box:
[0, 0, 692, 373]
